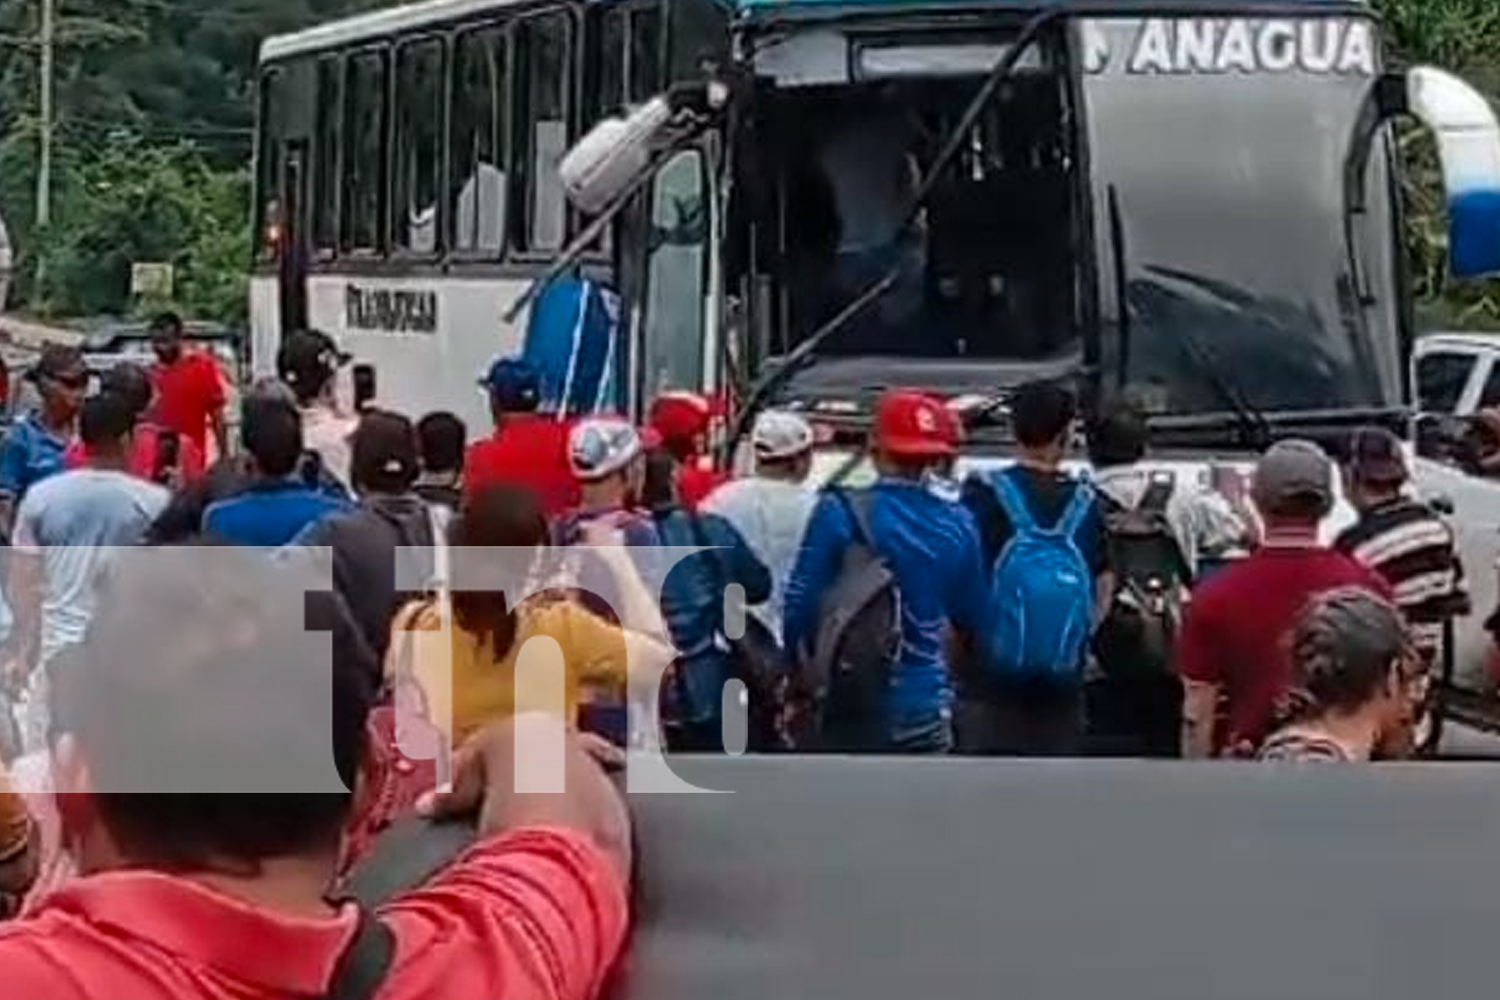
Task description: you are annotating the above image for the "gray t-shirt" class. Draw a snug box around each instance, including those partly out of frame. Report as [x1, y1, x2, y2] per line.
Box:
[14, 469, 169, 664]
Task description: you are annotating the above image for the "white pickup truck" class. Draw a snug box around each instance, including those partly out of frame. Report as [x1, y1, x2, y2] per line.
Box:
[1415, 332, 1500, 418]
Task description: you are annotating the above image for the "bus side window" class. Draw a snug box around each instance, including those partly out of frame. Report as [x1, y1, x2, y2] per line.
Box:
[342, 47, 389, 256]
[451, 27, 508, 258]
[256, 67, 287, 262]
[627, 5, 662, 106]
[394, 37, 445, 256]
[514, 10, 572, 254]
[313, 55, 341, 257]
[596, 6, 626, 120]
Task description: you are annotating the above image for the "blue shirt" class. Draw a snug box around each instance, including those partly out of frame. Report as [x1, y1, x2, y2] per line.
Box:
[783, 479, 988, 732]
[655, 508, 772, 725]
[0, 414, 69, 502]
[203, 480, 350, 548]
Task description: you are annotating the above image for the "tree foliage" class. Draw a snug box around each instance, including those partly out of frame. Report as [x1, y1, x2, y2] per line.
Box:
[0, 0, 381, 323]
[1375, 0, 1500, 329]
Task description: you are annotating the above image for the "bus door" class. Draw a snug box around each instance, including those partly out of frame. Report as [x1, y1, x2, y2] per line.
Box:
[278, 141, 311, 336]
[630, 141, 717, 414]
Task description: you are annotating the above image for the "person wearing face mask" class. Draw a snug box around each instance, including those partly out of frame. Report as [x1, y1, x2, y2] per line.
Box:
[148, 312, 228, 464]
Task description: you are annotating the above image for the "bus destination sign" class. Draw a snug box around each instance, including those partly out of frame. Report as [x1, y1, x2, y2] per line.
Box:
[1084, 18, 1377, 77]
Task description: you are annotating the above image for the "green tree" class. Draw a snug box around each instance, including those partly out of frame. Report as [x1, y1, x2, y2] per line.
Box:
[1375, 0, 1500, 329]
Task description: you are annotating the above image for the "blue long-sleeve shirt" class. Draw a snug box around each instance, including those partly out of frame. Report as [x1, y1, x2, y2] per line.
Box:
[783, 479, 988, 731]
[656, 508, 772, 724]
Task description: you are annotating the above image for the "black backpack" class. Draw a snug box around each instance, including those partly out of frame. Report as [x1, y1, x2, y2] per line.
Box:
[1096, 476, 1191, 680]
[791, 490, 900, 752]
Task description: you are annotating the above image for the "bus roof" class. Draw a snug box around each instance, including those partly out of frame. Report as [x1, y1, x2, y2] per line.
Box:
[261, 0, 1368, 61]
[261, 0, 534, 62]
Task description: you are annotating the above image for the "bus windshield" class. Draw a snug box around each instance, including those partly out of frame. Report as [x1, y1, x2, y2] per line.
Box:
[1082, 15, 1404, 419]
[750, 28, 1081, 374]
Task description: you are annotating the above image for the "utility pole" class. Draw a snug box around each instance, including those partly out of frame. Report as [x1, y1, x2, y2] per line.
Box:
[36, 0, 54, 231]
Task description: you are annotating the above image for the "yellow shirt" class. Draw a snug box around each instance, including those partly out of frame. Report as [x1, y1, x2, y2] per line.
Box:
[388, 598, 630, 744]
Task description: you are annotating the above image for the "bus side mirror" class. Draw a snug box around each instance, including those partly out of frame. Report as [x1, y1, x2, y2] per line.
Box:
[1404, 66, 1500, 280]
[560, 97, 675, 215]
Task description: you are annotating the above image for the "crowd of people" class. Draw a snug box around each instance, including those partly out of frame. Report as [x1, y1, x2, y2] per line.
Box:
[0, 318, 1474, 994]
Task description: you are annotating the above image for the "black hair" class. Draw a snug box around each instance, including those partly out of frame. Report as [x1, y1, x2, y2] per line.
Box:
[641, 447, 679, 512]
[416, 411, 467, 475]
[450, 486, 550, 661]
[241, 395, 304, 478]
[150, 311, 183, 337]
[79, 392, 138, 452]
[1011, 380, 1077, 449]
[79, 391, 138, 449]
[52, 544, 377, 870]
[1286, 586, 1410, 721]
[1088, 396, 1149, 468]
[350, 409, 419, 494]
[100, 363, 154, 419]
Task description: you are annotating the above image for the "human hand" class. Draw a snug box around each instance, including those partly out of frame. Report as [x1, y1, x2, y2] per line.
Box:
[418, 714, 632, 881]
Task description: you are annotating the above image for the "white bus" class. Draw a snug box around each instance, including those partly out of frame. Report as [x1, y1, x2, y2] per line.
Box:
[252, 0, 729, 430]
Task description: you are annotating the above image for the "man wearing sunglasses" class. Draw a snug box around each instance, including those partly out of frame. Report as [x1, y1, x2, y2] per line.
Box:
[0, 344, 87, 532]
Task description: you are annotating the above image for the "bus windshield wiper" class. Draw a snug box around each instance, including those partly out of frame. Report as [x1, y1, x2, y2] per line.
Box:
[728, 6, 1064, 454]
[1107, 185, 1273, 450]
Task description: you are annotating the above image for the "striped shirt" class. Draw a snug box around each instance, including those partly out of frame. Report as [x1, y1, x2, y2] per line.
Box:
[1334, 498, 1467, 654]
[1256, 730, 1355, 763]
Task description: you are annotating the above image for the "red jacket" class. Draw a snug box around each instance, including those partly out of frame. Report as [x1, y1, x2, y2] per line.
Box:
[465, 415, 580, 517]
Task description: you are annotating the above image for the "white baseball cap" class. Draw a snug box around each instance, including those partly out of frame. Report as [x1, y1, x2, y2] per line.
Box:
[752, 411, 815, 461]
[569, 418, 651, 482]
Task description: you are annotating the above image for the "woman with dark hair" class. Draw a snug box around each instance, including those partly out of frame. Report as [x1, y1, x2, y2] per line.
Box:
[0, 344, 87, 528]
[1257, 586, 1420, 763]
[387, 484, 672, 745]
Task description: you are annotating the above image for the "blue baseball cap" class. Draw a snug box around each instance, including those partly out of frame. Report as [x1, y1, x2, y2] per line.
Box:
[480, 357, 541, 411]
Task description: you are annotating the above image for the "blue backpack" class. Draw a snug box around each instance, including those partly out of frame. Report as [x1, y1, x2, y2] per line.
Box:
[983, 472, 1096, 683]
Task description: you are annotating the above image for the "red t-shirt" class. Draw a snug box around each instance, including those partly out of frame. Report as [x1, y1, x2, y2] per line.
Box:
[0, 827, 628, 1000]
[465, 415, 580, 518]
[63, 423, 206, 483]
[149, 352, 226, 457]
[1177, 546, 1392, 754]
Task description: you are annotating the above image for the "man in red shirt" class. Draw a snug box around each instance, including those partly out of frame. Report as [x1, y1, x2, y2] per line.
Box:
[63, 363, 205, 485]
[0, 545, 630, 1000]
[148, 311, 228, 462]
[648, 391, 727, 510]
[1178, 440, 1392, 758]
[465, 357, 579, 517]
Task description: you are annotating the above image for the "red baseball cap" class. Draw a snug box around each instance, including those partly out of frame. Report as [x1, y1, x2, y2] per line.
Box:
[648, 391, 713, 446]
[875, 390, 959, 459]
